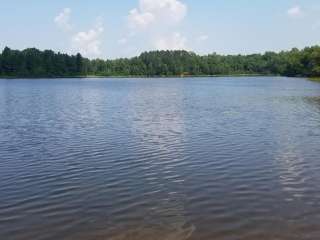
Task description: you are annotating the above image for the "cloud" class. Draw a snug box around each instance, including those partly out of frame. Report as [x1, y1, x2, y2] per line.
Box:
[128, 0, 187, 30]
[198, 35, 209, 41]
[54, 8, 72, 31]
[287, 6, 303, 18]
[124, 0, 189, 52]
[128, 9, 155, 30]
[71, 20, 104, 58]
[54, 8, 104, 58]
[154, 32, 188, 50]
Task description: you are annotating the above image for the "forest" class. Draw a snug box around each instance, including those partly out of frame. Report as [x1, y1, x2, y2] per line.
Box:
[0, 46, 320, 78]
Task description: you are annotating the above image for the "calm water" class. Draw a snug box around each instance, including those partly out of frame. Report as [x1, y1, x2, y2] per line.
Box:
[1, 77, 320, 240]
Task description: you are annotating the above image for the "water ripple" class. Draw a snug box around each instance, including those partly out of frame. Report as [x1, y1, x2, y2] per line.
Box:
[1, 77, 320, 240]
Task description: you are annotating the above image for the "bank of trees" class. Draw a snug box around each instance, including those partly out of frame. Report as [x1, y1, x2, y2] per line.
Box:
[0, 46, 320, 78]
[0, 47, 85, 77]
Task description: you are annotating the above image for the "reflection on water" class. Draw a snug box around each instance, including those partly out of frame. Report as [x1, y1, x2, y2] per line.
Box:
[105, 84, 196, 240]
[1, 77, 320, 240]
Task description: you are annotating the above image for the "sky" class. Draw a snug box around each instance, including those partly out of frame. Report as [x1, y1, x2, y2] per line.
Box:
[1, 0, 320, 59]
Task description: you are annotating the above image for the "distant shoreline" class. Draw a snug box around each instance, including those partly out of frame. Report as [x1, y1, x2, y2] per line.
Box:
[309, 77, 320, 82]
[1, 46, 320, 80]
[0, 74, 285, 80]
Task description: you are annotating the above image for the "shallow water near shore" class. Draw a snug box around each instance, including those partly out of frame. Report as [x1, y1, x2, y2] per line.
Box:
[1, 77, 320, 240]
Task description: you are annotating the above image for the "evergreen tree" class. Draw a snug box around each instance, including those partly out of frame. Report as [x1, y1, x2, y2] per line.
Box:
[0, 46, 320, 78]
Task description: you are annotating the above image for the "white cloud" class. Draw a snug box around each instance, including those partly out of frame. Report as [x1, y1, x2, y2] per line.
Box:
[128, 9, 155, 30]
[287, 6, 303, 18]
[128, 0, 187, 30]
[198, 35, 209, 41]
[54, 8, 105, 58]
[71, 20, 104, 58]
[124, 0, 189, 52]
[154, 32, 188, 50]
[54, 8, 72, 31]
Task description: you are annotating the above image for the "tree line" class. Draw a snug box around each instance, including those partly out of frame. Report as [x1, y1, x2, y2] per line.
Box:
[0, 46, 319, 78]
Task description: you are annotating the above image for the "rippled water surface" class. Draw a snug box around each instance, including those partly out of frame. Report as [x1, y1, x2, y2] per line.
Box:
[1, 77, 320, 240]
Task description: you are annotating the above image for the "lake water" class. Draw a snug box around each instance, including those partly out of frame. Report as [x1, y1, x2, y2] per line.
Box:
[1, 77, 320, 240]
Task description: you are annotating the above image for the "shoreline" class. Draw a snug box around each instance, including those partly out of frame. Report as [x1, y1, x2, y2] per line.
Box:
[0, 74, 299, 80]
[309, 77, 320, 82]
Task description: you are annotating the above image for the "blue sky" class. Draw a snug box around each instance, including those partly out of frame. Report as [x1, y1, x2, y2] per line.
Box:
[1, 0, 320, 59]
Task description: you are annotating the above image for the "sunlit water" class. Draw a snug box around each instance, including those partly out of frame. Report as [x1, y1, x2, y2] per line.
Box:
[1, 77, 320, 240]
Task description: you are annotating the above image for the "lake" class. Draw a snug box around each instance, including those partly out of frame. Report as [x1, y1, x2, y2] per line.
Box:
[1, 77, 320, 240]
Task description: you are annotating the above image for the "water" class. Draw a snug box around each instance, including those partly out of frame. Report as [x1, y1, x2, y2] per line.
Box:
[0, 77, 320, 240]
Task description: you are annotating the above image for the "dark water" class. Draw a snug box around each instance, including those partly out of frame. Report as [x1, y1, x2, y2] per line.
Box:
[1, 77, 320, 240]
